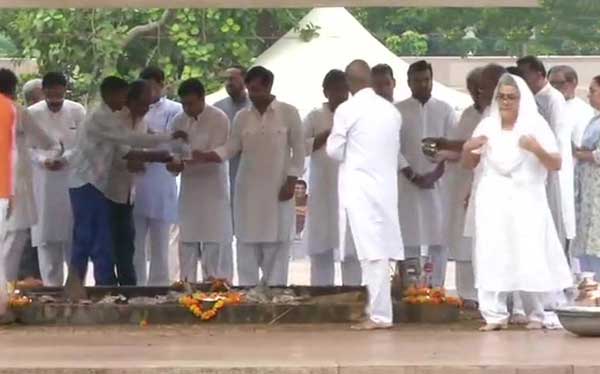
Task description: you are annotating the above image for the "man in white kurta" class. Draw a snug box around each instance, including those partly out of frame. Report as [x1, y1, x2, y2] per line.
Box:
[396, 60, 457, 288]
[0, 71, 60, 285]
[133, 67, 182, 286]
[548, 65, 596, 148]
[202, 66, 304, 286]
[167, 78, 232, 282]
[29, 72, 85, 286]
[304, 69, 361, 286]
[327, 60, 403, 330]
[518, 57, 575, 247]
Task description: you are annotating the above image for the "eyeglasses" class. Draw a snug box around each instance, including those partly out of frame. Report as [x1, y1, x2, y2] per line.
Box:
[496, 94, 519, 102]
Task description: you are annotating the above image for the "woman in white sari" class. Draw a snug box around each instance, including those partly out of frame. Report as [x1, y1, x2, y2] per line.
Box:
[463, 74, 573, 331]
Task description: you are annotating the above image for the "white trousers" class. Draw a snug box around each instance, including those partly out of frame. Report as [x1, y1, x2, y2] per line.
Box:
[217, 241, 234, 283]
[237, 241, 290, 286]
[0, 229, 28, 283]
[38, 241, 70, 287]
[134, 216, 170, 286]
[310, 249, 362, 286]
[361, 259, 393, 325]
[455, 261, 477, 301]
[479, 290, 545, 325]
[179, 242, 221, 283]
[405, 245, 448, 287]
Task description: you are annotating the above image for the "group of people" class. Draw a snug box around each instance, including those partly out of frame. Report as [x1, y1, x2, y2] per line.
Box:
[0, 53, 599, 330]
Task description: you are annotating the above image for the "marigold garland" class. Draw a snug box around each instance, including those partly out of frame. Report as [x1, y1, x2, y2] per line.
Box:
[401, 286, 463, 307]
[179, 291, 245, 321]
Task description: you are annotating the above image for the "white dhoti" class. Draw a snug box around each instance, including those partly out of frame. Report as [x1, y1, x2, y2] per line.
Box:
[134, 216, 170, 286]
[38, 241, 70, 286]
[217, 240, 234, 283]
[237, 241, 290, 286]
[479, 290, 545, 325]
[179, 242, 221, 283]
[309, 249, 362, 286]
[361, 259, 393, 325]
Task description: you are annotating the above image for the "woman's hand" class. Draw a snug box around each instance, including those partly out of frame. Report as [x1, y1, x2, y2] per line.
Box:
[519, 135, 541, 153]
[463, 136, 488, 153]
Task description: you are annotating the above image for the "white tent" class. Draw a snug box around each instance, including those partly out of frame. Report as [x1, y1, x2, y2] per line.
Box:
[208, 7, 474, 115]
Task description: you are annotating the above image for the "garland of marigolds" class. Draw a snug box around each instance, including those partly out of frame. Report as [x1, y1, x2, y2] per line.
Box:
[179, 291, 245, 321]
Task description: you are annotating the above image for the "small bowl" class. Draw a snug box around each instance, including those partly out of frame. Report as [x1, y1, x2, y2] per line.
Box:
[555, 306, 600, 337]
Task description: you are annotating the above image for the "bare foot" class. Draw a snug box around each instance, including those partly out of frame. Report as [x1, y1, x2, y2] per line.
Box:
[351, 320, 393, 331]
[525, 321, 543, 330]
[509, 314, 528, 325]
[478, 323, 507, 332]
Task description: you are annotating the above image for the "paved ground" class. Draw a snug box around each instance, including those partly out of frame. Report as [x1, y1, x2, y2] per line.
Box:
[0, 324, 599, 373]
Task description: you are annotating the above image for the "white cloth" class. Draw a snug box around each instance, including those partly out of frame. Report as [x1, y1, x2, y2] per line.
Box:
[395, 97, 457, 247]
[38, 242, 70, 286]
[303, 104, 338, 255]
[361, 259, 393, 325]
[309, 250, 362, 286]
[69, 104, 170, 195]
[218, 241, 234, 282]
[472, 75, 573, 293]
[173, 106, 232, 243]
[179, 241, 221, 282]
[478, 290, 545, 325]
[236, 241, 290, 286]
[327, 88, 403, 261]
[445, 105, 482, 260]
[0, 229, 28, 282]
[134, 97, 182, 223]
[567, 97, 596, 148]
[6, 106, 58, 231]
[29, 100, 85, 246]
[214, 99, 305, 243]
[133, 216, 170, 286]
[535, 82, 576, 240]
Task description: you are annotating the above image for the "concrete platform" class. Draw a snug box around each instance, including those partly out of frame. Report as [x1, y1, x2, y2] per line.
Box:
[0, 324, 599, 373]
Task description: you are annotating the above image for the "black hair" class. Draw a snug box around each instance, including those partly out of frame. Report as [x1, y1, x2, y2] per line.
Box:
[506, 66, 524, 78]
[127, 80, 150, 104]
[516, 55, 547, 78]
[42, 72, 67, 89]
[548, 65, 578, 84]
[592, 75, 600, 87]
[322, 69, 346, 89]
[178, 78, 205, 98]
[228, 65, 247, 77]
[100, 76, 129, 99]
[244, 66, 274, 87]
[296, 179, 307, 188]
[0, 68, 18, 96]
[139, 66, 165, 84]
[371, 63, 395, 80]
[407, 60, 433, 79]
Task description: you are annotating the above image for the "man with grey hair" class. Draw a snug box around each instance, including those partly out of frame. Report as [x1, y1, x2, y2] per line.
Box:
[23, 79, 44, 107]
[16, 78, 45, 288]
[548, 65, 596, 147]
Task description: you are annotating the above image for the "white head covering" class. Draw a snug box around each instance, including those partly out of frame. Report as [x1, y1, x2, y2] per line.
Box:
[483, 73, 546, 176]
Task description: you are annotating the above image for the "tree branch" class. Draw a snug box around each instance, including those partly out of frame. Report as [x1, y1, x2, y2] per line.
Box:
[122, 9, 176, 48]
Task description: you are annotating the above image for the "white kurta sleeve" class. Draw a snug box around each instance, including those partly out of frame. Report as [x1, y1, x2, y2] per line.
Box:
[326, 107, 351, 162]
[534, 119, 560, 155]
[87, 113, 170, 149]
[303, 110, 317, 155]
[21, 108, 57, 152]
[396, 112, 410, 170]
[287, 108, 305, 178]
[214, 113, 242, 161]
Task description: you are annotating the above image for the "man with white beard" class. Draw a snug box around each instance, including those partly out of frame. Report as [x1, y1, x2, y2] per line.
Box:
[327, 60, 403, 330]
[396, 60, 457, 288]
[548, 65, 595, 148]
[303, 69, 361, 286]
[517, 56, 575, 248]
[29, 72, 86, 286]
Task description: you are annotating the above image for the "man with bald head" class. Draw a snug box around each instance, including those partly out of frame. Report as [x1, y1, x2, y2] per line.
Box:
[326, 59, 404, 330]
